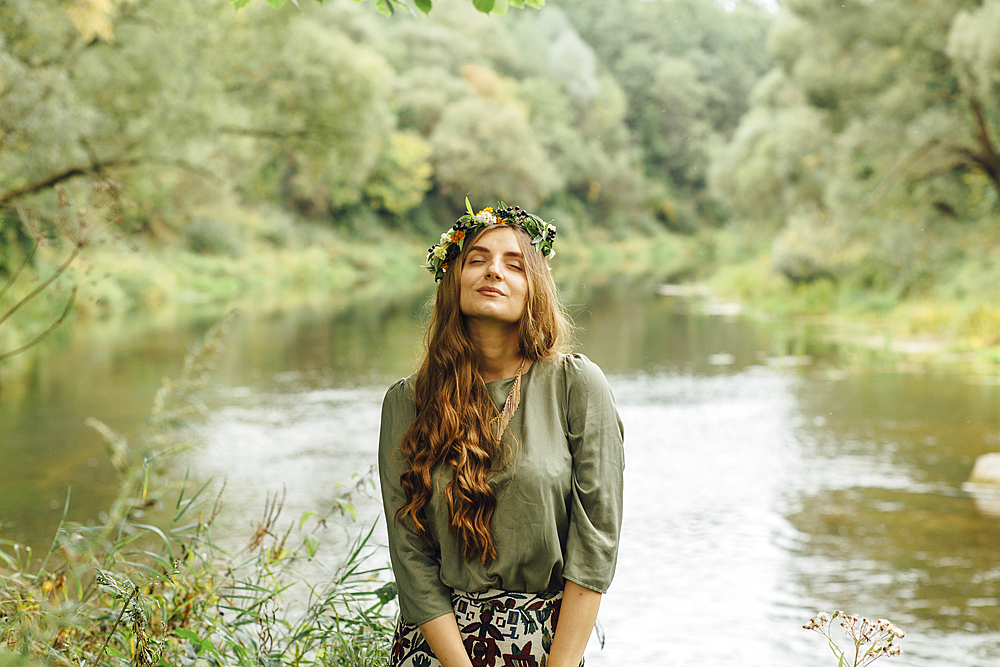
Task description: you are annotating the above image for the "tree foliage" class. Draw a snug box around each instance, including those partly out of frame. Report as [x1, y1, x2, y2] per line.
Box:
[2, 0, 777, 242]
[563, 0, 774, 227]
[711, 0, 1000, 293]
[232, 0, 545, 17]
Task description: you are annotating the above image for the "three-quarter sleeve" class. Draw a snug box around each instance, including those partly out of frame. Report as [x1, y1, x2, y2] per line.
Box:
[378, 379, 455, 626]
[561, 354, 625, 593]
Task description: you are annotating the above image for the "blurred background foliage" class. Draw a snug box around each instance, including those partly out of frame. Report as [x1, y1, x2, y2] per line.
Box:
[2, 0, 1000, 358]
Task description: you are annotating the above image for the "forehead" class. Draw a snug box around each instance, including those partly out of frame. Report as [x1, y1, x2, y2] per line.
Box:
[468, 226, 521, 253]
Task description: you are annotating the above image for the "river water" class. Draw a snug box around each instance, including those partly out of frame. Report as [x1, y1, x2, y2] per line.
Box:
[2, 283, 1000, 666]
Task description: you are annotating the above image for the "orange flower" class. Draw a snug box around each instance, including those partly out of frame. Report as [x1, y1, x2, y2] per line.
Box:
[451, 230, 466, 240]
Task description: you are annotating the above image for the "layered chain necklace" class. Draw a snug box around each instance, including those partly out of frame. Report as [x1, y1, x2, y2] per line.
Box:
[490, 357, 525, 441]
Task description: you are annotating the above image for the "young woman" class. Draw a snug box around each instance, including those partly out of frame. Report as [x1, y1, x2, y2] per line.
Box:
[378, 202, 624, 667]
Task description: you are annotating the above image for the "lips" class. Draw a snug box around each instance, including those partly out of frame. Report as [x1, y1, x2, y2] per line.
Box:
[477, 286, 505, 297]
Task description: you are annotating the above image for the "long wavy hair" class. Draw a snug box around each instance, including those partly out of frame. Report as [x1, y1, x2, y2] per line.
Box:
[396, 224, 571, 564]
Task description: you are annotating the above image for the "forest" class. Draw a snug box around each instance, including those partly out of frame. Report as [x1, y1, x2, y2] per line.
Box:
[2, 0, 1000, 359]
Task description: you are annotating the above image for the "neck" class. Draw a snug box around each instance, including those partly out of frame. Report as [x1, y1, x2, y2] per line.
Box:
[466, 319, 524, 381]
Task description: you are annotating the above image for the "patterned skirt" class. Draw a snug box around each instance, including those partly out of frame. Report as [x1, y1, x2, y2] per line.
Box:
[388, 588, 583, 667]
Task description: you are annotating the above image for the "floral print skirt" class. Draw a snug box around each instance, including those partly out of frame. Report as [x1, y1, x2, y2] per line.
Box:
[388, 588, 583, 667]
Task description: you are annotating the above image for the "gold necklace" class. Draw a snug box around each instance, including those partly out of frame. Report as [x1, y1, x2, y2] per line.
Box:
[491, 357, 524, 441]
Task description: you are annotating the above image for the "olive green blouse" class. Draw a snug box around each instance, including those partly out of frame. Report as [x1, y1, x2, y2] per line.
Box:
[378, 353, 625, 627]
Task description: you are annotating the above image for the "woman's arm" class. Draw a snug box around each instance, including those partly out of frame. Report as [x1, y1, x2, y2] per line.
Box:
[418, 614, 474, 667]
[547, 580, 602, 667]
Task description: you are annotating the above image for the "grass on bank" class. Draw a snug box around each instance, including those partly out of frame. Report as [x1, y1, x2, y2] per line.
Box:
[10, 191, 1000, 380]
[0, 201, 699, 387]
[704, 228, 1000, 372]
[0, 313, 397, 667]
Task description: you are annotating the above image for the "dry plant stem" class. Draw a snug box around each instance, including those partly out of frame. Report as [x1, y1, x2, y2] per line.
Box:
[0, 237, 38, 303]
[0, 241, 83, 328]
[93, 584, 140, 665]
[0, 286, 77, 362]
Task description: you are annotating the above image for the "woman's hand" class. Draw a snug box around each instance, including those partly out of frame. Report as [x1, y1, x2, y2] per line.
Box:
[418, 613, 474, 667]
[547, 580, 602, 667]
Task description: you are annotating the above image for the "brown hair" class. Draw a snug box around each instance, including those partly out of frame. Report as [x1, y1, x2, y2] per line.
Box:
[396, 224, 571, 564]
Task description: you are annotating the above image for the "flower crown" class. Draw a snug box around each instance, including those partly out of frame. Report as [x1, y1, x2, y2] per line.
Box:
[425, 198, 557, 282]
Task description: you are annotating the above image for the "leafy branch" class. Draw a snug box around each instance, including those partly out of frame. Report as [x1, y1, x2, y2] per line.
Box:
[229, 0, 544, 17]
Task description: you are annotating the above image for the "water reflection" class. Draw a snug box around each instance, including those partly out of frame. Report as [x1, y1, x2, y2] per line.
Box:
[786, 372, 1000, 642]
[3, 285, 1000, 665]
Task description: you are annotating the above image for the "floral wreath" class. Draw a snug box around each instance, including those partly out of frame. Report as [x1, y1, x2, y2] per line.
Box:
[425, 198, 557, 282]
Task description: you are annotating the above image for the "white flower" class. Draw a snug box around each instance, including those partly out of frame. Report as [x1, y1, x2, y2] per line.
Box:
[440, 232, 452, 244]
[433, 245, 448, 259]
[475, 211, 496, 225]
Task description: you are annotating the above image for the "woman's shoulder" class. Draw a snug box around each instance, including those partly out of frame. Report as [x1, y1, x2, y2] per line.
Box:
[382, 373, 417, 412]
[532, 352, 611, 391]
[386, 372, 415, 394]
[555, 352, 608, 382]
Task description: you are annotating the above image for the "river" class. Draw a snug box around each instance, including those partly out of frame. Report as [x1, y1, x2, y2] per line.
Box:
[2, 282, 999, 666]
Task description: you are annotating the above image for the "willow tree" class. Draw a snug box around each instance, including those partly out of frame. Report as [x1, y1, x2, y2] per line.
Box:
[0, 0, 409, 360]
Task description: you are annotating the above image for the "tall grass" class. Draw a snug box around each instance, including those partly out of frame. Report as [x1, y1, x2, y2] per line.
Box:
[0, 312, 396, 667]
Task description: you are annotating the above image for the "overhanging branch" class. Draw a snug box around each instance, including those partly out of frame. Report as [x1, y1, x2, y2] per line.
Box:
[968, 96, 1000, 195]
[0, 158, 141, 208]
[217, 126, 314, 140]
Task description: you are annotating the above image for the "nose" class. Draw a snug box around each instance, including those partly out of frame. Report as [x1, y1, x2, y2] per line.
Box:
[485, 257, 505, 280]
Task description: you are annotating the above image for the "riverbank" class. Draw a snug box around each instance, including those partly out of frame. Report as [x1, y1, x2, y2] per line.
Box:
[704, 230, 1000, 376]
[7, 215, 999, 392]
[0, 223, 699, 389]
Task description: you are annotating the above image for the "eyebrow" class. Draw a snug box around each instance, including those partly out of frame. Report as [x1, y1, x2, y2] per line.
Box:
[468, 245, 524, 258]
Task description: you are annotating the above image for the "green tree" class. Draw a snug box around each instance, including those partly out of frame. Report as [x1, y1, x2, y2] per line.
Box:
[0, 0, 241, 227]
[228, 12, 394, 215]
[560, 0, 774, 228]
[430, 95, 561, 210]
[365, 132, 435, 216]
[948, 0, 1000, 195]
[711, 0, 1000, 290]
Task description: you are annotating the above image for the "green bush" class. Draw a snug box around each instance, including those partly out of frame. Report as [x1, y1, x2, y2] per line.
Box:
[183, 217, 246, 258]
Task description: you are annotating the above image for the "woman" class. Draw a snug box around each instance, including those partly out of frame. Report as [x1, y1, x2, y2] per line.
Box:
[378, 201, 624, 667]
